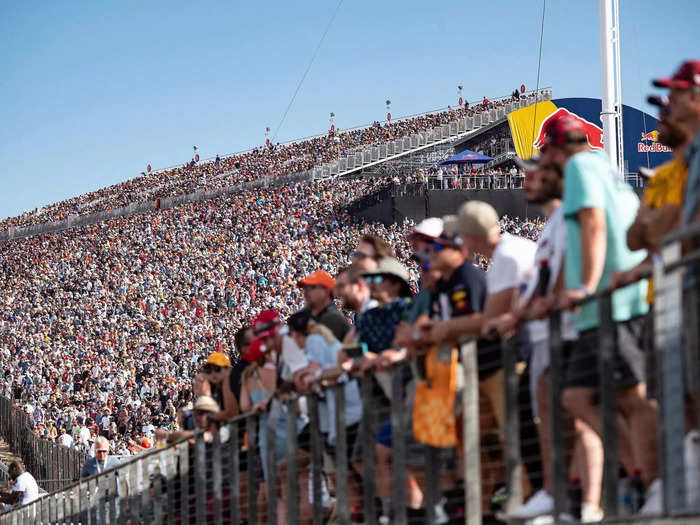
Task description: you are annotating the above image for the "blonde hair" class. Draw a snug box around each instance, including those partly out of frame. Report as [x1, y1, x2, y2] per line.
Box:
[308, 321, 338, 346]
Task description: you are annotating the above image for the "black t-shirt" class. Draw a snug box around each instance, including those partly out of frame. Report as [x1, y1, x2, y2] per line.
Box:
[228, 358, 249, 405]
[312, 304, 351, 342]
[433, 260, 501, 380]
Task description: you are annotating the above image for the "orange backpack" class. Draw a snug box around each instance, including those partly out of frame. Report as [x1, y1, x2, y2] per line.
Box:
[413, 344, 458, 448]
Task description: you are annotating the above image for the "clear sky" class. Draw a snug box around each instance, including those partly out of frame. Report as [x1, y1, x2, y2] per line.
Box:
[1, 0, 697, 220]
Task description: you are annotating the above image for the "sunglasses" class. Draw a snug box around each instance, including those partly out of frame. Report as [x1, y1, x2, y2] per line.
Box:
[366, 275, 384, 284]
[303, 284, 324, 291]
[202, 364, 222, 373]
[350, 251, 373, 260]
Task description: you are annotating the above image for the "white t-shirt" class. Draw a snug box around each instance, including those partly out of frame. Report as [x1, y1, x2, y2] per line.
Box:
[13, 471, 39, 506]
[518, 207, 577, 342]
[79, 426, 92, 445]
[486, 233, 537, 295]
[280, 335, 309, 380]
[58, 433, 73, 447]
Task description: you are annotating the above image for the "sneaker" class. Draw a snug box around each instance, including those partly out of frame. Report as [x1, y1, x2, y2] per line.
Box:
[506, 489, 554, 519]
[580, 502, 604, 523]
[686, 429, 700, 511]
[639, 478, 663, 516]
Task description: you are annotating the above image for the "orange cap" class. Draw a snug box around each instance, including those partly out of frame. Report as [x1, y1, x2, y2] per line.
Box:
[297, 270, 335, 291]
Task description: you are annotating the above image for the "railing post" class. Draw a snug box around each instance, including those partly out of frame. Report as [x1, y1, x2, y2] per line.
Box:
[655, 240, 687, 514]
[265, 405, 278, 525]
[212, 432, 224, 525]
[334, 385, 351, 525]
[390, 366, 408, 525]
[307, 395, 324, 525]
[460, 339, 482, 525]
[548, 312, 568, 518]
[360, 376, 377, 525]
[245, 415, 257, 525]
[598, 293, 619, 516]
[229, 420, 241, 525]
[286, 398, 300, 525]
[178, 439, 190, 525]
[502, 337, 522, 513]
[194, 434, 207, 524]
[424, 446, 441, 525]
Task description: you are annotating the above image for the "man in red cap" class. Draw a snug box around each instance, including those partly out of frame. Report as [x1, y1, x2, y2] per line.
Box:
[652, 60, 700, 227]
[539, 112, 660, 512]
[297, 270, 350, 342]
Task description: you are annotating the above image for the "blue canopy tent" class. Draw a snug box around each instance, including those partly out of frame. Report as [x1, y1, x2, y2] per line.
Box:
[439, 150, 492, 165]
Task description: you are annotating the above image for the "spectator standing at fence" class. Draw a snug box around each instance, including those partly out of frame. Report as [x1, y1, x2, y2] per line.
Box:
[653, 61, 700, 228]
[537, 113, 660, 513]
[58, 427, 73, 448]
[193, 352, 240, 423]
[297, 270, 351, 342]
[487, 159, 605, 522]
[0, 461, 39, 509]
[81, 436, 119, 477]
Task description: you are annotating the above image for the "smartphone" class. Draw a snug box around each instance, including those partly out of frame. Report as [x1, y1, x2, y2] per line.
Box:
[342, 342, 368, 359]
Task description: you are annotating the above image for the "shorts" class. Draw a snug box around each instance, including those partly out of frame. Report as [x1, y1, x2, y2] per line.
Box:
[564, 316, 648, 391]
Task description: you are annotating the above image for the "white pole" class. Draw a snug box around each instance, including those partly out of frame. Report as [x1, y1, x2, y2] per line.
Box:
[599, 0, 617, 168]
[599, 0, 624, 178]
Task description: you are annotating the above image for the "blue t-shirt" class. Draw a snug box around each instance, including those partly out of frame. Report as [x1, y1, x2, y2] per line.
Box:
[562, 150, 648, 331]
[305, 334, 362, 445]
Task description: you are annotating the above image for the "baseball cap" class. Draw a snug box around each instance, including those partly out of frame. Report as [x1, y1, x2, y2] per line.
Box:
[537, 114, 588, 150]
[252, 310, 281, 338]
[451, 201, 501, 238]
[242, 338, 266, 363]
[205, 351, 231, 368]
[653, 60, 700, 90]
[408, 218, 443, 240]
[140, 438, 151, 449]
[193, 396, 221, 414]
[297, 270, 335, 291]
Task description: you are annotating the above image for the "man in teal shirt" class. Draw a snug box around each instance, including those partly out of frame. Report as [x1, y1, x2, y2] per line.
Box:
[539, 113, 660, 513]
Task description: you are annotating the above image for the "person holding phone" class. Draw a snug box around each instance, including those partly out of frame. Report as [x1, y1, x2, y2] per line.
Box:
[192, 352, 240, 422]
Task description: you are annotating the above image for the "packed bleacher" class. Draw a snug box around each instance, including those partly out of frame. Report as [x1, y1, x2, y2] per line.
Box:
[0, 94, 525, 233]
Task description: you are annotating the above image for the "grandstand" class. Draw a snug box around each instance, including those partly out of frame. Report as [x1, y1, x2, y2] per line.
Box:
[0, 85, 699, 525]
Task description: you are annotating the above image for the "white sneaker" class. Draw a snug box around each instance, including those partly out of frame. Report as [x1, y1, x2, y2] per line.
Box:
[580, 502, 604, 523]
[507, 489, 554, 519]
[639, 478, 663, 515]
[685, 429, 700, 511]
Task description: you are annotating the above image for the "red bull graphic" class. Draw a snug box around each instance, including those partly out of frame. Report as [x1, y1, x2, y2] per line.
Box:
[533, 108, 604, 151]
[638, 130, 671, 153]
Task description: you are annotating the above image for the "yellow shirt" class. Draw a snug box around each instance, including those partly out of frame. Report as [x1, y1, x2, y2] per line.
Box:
[643, 157, 688, 302]
[644, 156, 688, 209]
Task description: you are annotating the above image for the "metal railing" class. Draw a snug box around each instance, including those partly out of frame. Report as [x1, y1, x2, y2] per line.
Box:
[0, 397, 88, 494]
[426, 174, 524, 190]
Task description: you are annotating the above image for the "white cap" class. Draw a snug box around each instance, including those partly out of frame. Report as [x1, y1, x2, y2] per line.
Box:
[410, 218, 443, 239]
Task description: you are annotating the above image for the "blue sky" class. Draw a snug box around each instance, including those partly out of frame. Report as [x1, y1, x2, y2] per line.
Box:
[1, 0, 697, 220]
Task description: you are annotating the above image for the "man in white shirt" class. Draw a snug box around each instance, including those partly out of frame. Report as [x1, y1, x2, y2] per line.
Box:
[425, 201, 536, 434]
[58, 428, 73, 448]
[0, 461, 39, 508]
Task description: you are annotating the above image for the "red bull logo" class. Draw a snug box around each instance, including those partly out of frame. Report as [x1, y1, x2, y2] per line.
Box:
[533, 108, 604, 150]
[638, 129, 671, 152]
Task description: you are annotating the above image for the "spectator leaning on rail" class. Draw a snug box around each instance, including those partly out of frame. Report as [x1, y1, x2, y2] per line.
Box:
[192, 351, 240, 423]
[81, 436, 120, 477]
[486, 157, 605, 522]
[297, 270, 351, 342]
[536, 112, 661, 513]
[653, 60, 700, 228]
[0, 461, 39, 510]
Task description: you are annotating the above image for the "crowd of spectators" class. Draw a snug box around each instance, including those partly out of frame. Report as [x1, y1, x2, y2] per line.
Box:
[0, 92, 535, 233]
[0, 172, 542, 462]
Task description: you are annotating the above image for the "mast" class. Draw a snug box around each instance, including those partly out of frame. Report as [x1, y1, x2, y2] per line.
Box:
[599, 0, 624, 177]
